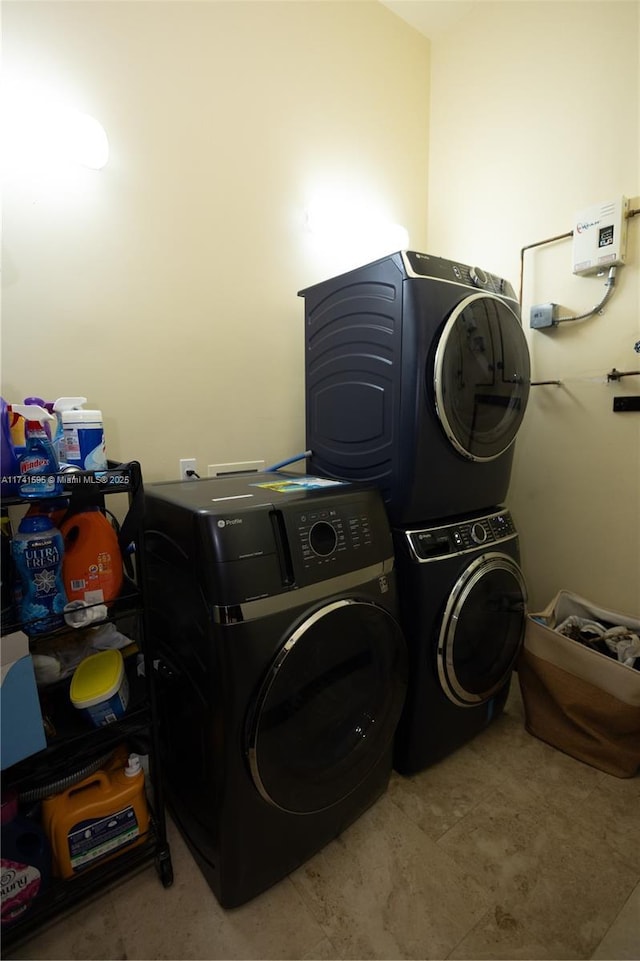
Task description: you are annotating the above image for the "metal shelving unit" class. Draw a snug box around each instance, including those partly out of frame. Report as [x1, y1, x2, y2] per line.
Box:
[1, 461, 173, 951]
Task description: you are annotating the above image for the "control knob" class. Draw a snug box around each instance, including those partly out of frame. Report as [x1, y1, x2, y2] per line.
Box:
[470, 266, 488, 287]
[470, 522, 488, 545]
[309, 521, 337, 557]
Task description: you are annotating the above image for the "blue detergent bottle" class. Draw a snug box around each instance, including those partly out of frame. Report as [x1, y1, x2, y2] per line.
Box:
[11, 405, 62, 500]
[12, 515, 68, 635]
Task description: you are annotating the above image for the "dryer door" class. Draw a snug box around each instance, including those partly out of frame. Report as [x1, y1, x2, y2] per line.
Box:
[433, 293, 530, 461]
[247, 598, 407, 815]
[437, 552, 526, 705]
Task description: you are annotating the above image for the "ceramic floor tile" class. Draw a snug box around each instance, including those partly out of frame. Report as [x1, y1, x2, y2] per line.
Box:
[108, 817, 328, 960]
[290, 793, 490, 960]
[4, 893, 127, 961]
[572, 775, 640, 873]
[299, 936, 341, 960]
[591, 880, 640, 960]
[437, 777, 639, 958]
[448, 904, 567, 960]
[387, 741, 507, 841]
[469, 705, 605, 809]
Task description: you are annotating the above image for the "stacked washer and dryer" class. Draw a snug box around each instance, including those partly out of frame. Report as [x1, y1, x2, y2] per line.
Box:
[299, 250, 531, 775]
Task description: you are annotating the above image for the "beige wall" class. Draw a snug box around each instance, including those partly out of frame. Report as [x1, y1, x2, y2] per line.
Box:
[4, 0, 639, 615]
[1, 0, 429, 479]
[427, 0, 639, 612]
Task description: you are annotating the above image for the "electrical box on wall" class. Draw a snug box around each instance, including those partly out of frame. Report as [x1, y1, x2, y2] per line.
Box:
[572, 196, 629, 275]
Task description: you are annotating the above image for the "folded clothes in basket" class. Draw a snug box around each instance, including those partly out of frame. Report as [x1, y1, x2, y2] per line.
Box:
[555, 615, 640, 669]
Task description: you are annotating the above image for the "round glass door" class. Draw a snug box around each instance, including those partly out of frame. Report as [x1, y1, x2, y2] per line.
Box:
[247, 598, 407, 814]
[433, 293, 530, 461]
[437, 553, 526, 705]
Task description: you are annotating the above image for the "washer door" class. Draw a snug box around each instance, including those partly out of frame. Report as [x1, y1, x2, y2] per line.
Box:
[437, 552, 526, 706]
[433, 293, 530, 461]
[247, 598, 407, 815]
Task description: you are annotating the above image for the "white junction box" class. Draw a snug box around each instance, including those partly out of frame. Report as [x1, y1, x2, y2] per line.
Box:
[572, 196, 629, 275]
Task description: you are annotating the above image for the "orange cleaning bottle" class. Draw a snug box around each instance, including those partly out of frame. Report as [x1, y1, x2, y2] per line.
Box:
[41, 746, 150, 878]
[60, 507, 123, 605]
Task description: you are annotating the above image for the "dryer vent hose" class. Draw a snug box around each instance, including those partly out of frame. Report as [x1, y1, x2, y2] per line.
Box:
[19, 749, 116, 803]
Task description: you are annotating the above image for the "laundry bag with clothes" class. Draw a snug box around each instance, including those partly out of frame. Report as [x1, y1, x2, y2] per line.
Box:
[517, 590, 640, 778]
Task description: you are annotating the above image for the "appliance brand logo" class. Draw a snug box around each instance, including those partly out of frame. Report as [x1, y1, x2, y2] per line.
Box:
[576, 218, 599, 233]
[217, 518, 243, 528]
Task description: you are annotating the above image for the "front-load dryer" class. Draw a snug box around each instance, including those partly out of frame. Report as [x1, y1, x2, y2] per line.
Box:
[392, 508, 526, 776]
[143, 472, 407, 908]
[299, 251, 531, 524]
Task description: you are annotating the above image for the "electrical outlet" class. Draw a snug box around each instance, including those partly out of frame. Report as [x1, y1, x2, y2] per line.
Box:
[179, 458, 197, 480]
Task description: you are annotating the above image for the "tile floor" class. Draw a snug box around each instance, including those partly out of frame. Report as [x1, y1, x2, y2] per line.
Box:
[7, 678, 640, 961]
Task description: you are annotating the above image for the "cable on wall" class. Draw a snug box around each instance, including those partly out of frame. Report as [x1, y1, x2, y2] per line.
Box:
[553, 266, 618, 324]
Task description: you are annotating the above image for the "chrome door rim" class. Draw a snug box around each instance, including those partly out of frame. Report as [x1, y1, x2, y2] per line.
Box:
[247, 598, 401, 813]
[433, 292, 527, 462]
[436, 552, 526, 705]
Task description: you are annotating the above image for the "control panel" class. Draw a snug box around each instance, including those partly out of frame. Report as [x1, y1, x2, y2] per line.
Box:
[407, 510, 516, 562]
[401, 251, 517, 302]
[296, 504, 373, 571]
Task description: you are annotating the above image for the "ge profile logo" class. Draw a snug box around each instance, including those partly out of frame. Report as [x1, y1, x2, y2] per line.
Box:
[217, 518, 242, 528]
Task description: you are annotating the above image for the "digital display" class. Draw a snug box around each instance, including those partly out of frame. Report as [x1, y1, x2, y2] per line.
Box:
[599, 224, 614, 248]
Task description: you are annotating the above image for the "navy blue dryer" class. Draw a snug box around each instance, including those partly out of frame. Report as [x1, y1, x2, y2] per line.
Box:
[299, 251, 531, 525]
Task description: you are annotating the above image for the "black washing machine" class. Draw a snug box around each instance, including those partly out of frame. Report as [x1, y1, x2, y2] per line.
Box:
[299, 250, 531, 524]
[143, 472, 407, 908]
[392, 508, 527, 775]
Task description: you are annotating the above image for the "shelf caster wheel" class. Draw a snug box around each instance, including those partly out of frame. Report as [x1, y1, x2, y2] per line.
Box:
[156, 849, 174, 888]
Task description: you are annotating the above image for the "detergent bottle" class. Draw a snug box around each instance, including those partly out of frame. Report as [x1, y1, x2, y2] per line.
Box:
[1, 791, 52, 927]
[11, 405, 62, 500]
[12, 515, 68, 634]
[60, 506, 123, 606]
[41, 746, 150, 878]
[53, 398, 107, 471]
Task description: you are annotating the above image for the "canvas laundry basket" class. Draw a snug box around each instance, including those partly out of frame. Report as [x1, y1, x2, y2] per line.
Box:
[517, 590, 640, 778]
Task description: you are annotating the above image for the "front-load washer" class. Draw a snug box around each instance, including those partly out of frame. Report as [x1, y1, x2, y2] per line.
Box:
[299, 250, 531, 524]
[143, 472, 407, 908]
[392, 508, 527, 776]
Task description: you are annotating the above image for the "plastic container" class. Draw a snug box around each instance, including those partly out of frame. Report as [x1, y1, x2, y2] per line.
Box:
[1, 791, 52, 927]
[54, 399, 107, 471]
[41, 746, 150, 878]
[60, 507, 123, 606]
[70, 649, 129, 727]
[12, 515, 68, 635]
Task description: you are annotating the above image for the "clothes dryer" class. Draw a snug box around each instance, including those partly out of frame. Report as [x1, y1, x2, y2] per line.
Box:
[143, 472, 407, 908]
[392, 508, 526, 775]
[299, 251, 531, 524]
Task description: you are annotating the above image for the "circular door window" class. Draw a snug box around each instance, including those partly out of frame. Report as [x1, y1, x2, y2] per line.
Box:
[246, 598, 407, 814]
[433, 293, 531, 461]
[437, 553, 526, 706]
